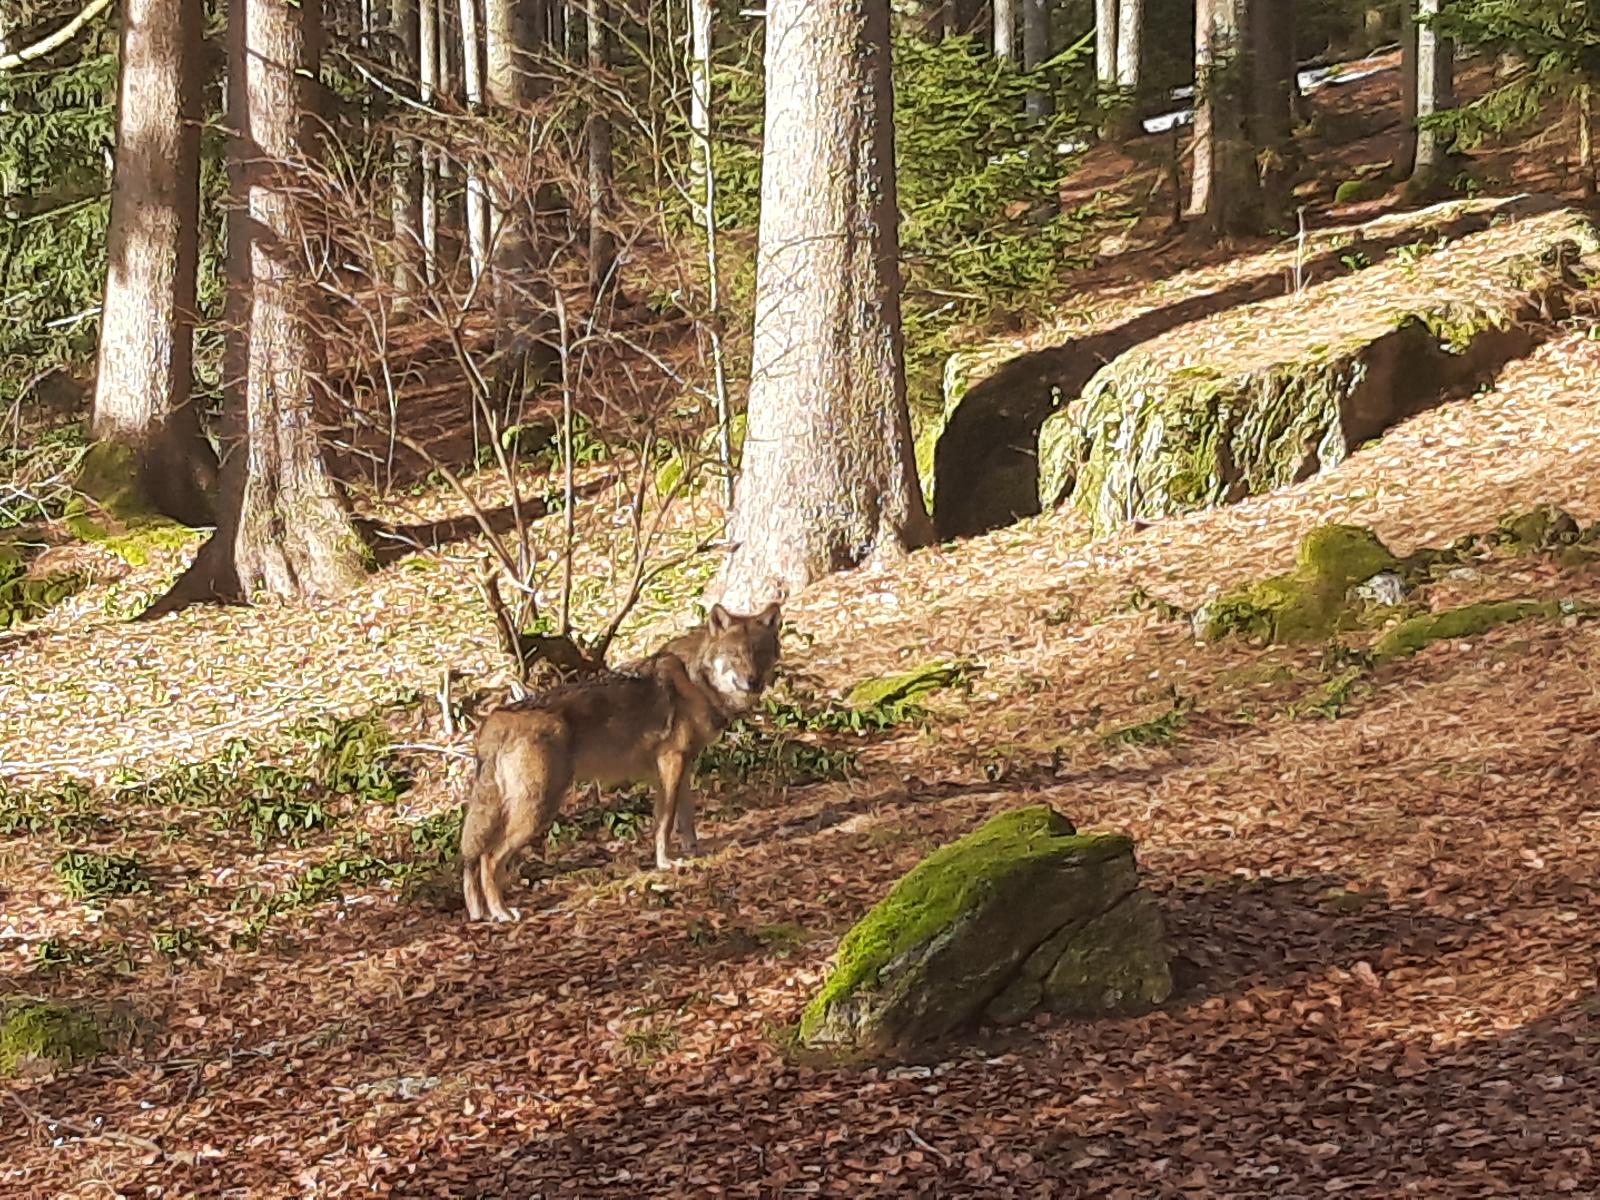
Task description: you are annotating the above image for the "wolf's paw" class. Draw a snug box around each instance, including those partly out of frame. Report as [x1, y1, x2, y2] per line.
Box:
[490, 906, 522, 923]
[656, 857, 694, 871]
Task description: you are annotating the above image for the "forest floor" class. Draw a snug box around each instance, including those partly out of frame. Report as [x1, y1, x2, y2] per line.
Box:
[6, 68, 1600, 1200]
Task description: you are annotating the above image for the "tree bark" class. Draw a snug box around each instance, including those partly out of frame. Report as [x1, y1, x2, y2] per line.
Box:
[390, 0, 422, 296]
[171, 0, 367, 606]
[91, 0, 216, 526]
[1021, 0, 1051, 118]
[1094, 0, 1116, 86]
[688, 0, 713, 213]
[419, 0, 438, 282]
[716, 0, 932, 609]
[1409, 0, 1453, 191]
[1398, 0, 1417, 175]
[1114, 0, 1139, 90]
[586, 0, 615, 292]
[459, 0, 489, 280]
[993, 0, 1016, 60]
[1248, 0, 1293, 218]
[1187, 0, 1259, 235]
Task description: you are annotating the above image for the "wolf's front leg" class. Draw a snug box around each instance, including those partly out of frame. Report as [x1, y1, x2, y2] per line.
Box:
[653, 751, 690, 870]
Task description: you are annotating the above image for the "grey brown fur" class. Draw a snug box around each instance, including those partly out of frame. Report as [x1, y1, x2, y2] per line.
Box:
[461, 603, 781, 922]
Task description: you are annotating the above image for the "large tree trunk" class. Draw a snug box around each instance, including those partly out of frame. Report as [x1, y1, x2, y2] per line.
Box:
[1409, 0, 1453, 192]
[586, 0, 615, 292]
[993, 0, 1015, 60]
[716, 0, 931, 609]
[484, 0, 553, 412]
[228, 0, 366, 599]
[1021, 0, 1051, 118]
[1094, 0, 1116, 87]
[91, 0, 217, 527]
[1248, 0, 1294, 218]
[1187, 0, 1259, 235]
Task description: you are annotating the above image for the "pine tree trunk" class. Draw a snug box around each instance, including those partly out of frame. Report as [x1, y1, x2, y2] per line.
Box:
[226, 0, 364, 600]
[1187, 0, 1259, 235]
[92, 0, 217, 526]
[1397, 0, 1418, 175]
[716, 0, 932, 609]
[459, 0, 489, 281]
[993, 0, 1016, 60]
[1094, 0, 1116, 86]
[688, 0, 713, 213]
[586, 0, 616, 291]
[1115, 0, 1140, 90]
[391, 0, 422, 296]
[1249, 0, 1293, 219]
[1409, 0, 1453, 193]
[1021, 0, 1051, 118]
[419, 0, 438, 282]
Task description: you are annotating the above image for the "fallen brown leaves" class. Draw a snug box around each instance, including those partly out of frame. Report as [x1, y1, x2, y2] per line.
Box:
[5, 279, 1600, 1200]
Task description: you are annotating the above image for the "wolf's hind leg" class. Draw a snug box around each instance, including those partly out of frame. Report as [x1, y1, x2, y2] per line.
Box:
[479, 739, 570, 922]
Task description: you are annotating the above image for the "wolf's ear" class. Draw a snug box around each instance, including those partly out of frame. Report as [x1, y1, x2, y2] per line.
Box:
[708, 603, 733, 633]
[756, 601, 782, 630]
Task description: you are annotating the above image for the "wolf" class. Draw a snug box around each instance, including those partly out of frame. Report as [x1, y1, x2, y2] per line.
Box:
[460, 603, 782, 922]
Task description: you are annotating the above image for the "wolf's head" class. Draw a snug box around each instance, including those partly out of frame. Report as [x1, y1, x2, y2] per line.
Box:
[699, 602, 782, 712]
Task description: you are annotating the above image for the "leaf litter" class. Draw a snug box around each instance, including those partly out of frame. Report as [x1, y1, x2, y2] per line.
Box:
[3, 275, 1600, 1198]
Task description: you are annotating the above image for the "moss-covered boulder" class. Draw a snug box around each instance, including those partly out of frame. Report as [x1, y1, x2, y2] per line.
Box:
[0, 547, 87, 629]
[1196, 524, 1399, 644]
[0, 999, 106, 1077]
[799, 806, 1171, 1056]
[1038, 205, 1598, 536]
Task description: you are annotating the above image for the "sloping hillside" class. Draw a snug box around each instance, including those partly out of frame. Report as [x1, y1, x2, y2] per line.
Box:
[4, 216, 1600, 1196]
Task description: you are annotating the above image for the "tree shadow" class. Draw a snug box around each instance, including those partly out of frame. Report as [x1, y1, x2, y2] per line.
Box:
[933, 193, 1566, 540]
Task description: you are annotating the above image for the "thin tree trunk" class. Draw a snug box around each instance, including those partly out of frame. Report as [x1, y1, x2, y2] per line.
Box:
[993, 0, 1015, 60]
[1094, 0, 1116, 87]
[1398, 0, 1417, 175]
[1115, 0, 1140, 90]
[1022, 0, 1051, 119]
[1582, 84, 1596, 200]
[419, 0, 438, 282]
[1410, 0, 1453, 192]
[586, 0, 616, 292]
[391, 0, 422, 296]
[688, 0, 712, 213]
[1186, 0, 1214, 217]
[437, 0, 463, 275]
[459, 0, 489, 281]
[92, 0, 216, 526]
[716, 0, 932, 609]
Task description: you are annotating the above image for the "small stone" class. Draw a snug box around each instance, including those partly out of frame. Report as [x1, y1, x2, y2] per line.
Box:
[1352, 570, 1407, 607]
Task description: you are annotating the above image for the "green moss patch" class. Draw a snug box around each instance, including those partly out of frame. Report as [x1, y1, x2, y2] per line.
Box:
[1371, 599, 1589, 661]
[0, 548, 87, 628]
[0, 1000, 107, 1077]
[1200, 524, 1399, 644]
[845, 661, 969, 711]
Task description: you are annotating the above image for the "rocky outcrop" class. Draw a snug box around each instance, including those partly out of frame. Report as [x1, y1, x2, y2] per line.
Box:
[927, 196, 1575, 541]
[799, 806, 1172, 1057]
[1039, 204, 1597, 536]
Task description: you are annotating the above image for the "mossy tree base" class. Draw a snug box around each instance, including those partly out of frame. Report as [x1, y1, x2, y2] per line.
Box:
[799, 806, 1172, 1057]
